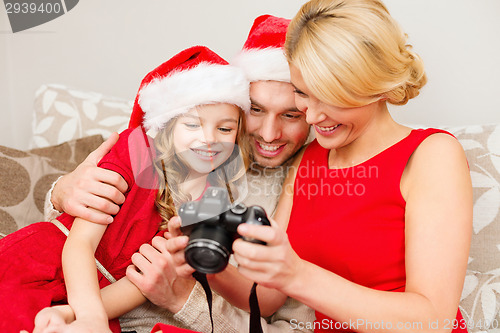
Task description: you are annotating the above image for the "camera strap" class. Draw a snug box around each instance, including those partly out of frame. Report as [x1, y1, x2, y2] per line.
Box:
[193, 271, 214, 332]
[249, 282, 264, 333]
[192, 271, 263, 333]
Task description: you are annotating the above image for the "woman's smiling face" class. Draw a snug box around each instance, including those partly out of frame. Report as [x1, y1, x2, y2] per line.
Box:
[290, 65, 380, 151]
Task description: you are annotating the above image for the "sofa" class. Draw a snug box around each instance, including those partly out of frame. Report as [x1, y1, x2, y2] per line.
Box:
[0, 84, 499, 333]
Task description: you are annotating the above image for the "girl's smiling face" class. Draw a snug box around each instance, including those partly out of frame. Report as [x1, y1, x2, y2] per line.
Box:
[173, 103, 240, 176]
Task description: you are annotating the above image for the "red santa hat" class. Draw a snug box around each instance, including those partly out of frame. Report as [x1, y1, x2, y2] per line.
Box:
[232, 15, 291, 83]
[128, 45, 250, 131]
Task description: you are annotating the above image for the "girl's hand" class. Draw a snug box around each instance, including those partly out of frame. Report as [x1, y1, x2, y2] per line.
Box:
[32, 305, 74, 333]
[31, 306, 110, 333]
[60, 318, 112, 333]
[32, 307, 66, 333]
[126, 216, 196, 313]
[164, 216, 197, 278]
[164, 215, 184, 238]
[233, 223, 304, 291]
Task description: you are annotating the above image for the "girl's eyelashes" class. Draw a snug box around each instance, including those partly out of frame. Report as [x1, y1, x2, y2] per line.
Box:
[183, 123, 235, 133]
[218, 127, 235, 133]
[183, 122, 201, 129]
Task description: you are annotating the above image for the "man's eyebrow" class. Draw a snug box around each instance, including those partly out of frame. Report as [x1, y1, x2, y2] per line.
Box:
[250, 98, 265, 109]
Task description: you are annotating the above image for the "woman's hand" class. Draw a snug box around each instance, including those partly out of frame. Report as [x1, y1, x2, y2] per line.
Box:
[233, 222, 304, 291]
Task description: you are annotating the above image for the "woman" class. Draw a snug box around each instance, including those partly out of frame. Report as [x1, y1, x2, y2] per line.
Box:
[232, 0, 472, 332]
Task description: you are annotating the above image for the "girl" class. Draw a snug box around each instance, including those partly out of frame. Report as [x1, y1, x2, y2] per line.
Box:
[198, 1, 472, 332]
[0, 45, 250, 333]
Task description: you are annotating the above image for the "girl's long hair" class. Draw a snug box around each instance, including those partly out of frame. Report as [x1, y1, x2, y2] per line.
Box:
[153, 107, 250, 230]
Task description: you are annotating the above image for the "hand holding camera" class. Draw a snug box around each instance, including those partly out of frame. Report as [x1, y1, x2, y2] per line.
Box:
[178, 187, 270, 274]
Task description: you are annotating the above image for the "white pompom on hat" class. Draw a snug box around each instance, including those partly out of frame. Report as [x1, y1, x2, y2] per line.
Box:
[232, 15, 291, 83]
[129, 45, 250, 131]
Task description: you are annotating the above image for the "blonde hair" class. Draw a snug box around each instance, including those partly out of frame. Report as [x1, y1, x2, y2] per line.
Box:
[153, 107, 250, 230]
[285, 0, 427, 107]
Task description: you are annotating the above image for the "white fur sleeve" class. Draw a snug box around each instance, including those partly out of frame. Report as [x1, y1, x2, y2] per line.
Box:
[44, 176, 63, 221]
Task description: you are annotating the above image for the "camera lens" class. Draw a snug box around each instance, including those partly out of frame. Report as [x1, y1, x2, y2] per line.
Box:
[185, 224, 233, 274]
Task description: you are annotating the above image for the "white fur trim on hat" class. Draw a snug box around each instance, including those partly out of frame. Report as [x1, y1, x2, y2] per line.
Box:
[139, 62, 250, 132]
[231, 47, 290, 83]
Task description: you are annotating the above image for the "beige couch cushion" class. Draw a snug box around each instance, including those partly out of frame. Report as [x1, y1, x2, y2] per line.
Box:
[0, 135, 104, 238]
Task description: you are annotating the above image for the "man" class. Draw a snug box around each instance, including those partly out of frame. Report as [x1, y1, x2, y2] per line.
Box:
[46, 15, 312, 333]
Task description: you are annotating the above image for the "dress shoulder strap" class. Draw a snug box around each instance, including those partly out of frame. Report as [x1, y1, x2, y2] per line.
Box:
[400, 128, 454, 157]
[380, 128, 456, 178]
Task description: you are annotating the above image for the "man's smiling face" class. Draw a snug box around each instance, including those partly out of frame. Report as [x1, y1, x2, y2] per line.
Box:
[245, 80, 310, 168]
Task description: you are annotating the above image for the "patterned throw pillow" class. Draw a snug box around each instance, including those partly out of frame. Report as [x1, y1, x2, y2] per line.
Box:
[31, 84, 132, 148]
[460, 270, 500, 333]
[446, 124, 500, 273]
[0, 135, 104, 239]
[445, 124, 500, 332]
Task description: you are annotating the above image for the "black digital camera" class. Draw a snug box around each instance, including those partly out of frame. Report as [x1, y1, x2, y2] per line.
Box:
[178, 187, 270, 274]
